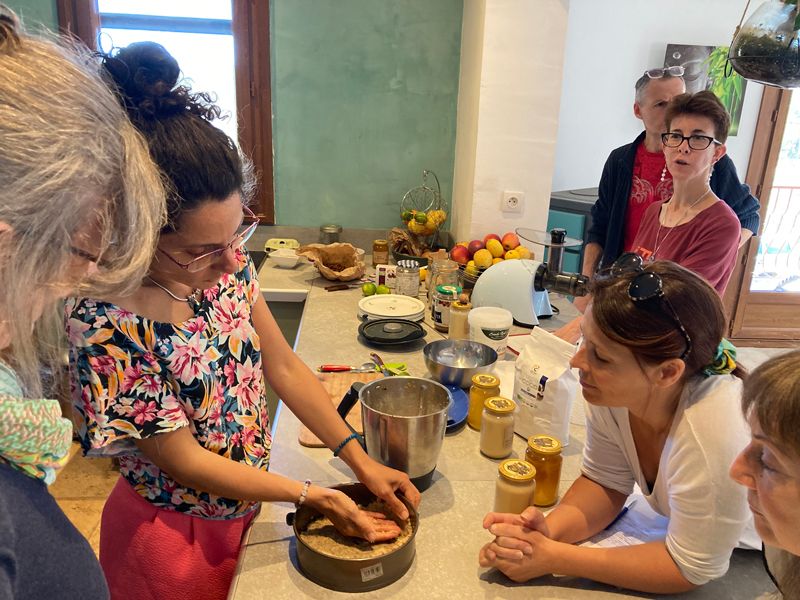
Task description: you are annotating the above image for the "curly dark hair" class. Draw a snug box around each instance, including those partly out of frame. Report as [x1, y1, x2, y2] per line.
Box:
[101, 41, 253, 232]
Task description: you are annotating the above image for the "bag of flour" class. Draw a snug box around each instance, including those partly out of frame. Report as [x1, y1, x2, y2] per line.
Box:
[512, 327, 578, 446]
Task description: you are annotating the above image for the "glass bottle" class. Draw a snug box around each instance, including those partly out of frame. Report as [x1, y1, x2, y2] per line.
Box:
[480, 396, 516, 459]
[468, 374, 500, 430]
[494, 459, 536, 514]
[525, 434, 563, 507]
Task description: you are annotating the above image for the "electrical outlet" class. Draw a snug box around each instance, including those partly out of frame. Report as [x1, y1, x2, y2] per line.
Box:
[501, 191, 524, 213]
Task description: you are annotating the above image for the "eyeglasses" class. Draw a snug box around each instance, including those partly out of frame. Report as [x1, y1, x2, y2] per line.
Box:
[644, 65, 685, 79]
[661, 132, 722, 151]
[607, 253, 693, 362]
[158, 205, 259, 273]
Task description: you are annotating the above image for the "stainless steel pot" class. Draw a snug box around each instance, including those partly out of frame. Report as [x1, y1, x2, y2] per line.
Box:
[289, 482, 418, 592]
[361, 377, 450, 490]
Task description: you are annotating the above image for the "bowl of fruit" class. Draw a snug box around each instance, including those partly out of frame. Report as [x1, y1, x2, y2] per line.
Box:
[448, 232, 534, 289]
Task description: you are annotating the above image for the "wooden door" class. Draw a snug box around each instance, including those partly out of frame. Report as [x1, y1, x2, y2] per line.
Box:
[728, 87, 800, 345]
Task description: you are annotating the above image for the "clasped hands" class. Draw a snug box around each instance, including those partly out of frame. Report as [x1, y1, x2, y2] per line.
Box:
[479, 506, 563, 583]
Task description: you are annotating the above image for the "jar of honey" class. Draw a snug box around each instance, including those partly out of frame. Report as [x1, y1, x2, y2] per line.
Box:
[480, 396, 516, 459]
[494, 459, 536, 513]
[525, 434, 563, 507]
[468, 374, 500, 430]
[372, 239, 389, 267]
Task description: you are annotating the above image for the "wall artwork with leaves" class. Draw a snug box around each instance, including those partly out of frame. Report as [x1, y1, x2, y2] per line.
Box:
[665, 43, 747, 137]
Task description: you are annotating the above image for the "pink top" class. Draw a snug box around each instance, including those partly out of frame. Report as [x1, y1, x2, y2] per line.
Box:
[631, 199, 741, 296]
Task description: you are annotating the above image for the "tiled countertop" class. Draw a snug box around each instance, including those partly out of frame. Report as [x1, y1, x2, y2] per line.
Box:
[231, 260, 775, 599]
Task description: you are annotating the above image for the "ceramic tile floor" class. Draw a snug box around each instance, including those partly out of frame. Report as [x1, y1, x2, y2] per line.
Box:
[51, 444, 120, 556]
[49, 346, 794, 558]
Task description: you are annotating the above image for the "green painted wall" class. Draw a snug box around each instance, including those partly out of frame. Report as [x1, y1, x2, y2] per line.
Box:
[6, 0, 464, 230]
[4, 0, 58, 31]
[271, 0, 463, 228]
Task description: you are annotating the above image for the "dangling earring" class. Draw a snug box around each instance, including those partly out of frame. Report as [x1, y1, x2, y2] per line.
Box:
[661, 164, 667, 182]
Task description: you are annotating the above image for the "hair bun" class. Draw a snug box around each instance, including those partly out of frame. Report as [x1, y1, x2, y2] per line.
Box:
[0, 7, 22, 53]
[103, 41, 184, 118]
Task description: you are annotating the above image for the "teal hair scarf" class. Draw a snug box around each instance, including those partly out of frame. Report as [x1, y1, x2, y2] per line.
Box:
[702, 338, 738, 377]
[0, 362, 72, 485]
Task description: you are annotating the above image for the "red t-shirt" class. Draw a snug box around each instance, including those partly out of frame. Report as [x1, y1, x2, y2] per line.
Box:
[631, 200, 741, 295]
[623, 143, 673, 251]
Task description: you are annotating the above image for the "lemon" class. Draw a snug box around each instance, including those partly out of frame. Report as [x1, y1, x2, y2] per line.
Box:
[361, 282, 377, 296]
[376, 284, 391, 294]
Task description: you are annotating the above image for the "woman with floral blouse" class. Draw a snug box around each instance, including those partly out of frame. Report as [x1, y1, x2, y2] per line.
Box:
[66, 42, 418, 600]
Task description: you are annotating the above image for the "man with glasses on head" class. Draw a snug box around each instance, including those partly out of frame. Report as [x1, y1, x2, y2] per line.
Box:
[580, 66, 759, 285]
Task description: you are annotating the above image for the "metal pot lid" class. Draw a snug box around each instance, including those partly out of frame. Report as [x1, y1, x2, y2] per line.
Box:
[358, 318, 425, 345]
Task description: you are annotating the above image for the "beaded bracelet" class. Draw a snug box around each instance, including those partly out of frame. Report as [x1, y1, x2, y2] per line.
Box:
[332, 432, 360, 457]
[296, 479, 311, 508]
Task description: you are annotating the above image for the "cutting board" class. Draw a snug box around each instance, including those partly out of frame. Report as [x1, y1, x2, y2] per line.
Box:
[298, 371, 383, 447]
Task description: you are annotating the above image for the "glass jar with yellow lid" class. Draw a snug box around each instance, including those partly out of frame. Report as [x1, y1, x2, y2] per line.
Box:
[494, 459, 536, 513]
[525, 434, 563, 506]
[480, 396, 516, 459]
[468, 373, 500, 430]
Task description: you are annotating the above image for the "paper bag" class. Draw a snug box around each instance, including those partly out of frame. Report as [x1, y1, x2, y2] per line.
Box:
[512, 327, 578, 446]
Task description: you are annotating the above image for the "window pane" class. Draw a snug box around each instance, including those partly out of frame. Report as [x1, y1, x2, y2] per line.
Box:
[98, 0, 231, 21]
[100, 29, 238, 144]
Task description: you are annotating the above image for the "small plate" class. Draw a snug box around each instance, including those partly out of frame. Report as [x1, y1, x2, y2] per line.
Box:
[357, 294, 426, 321]
[444, 384, 468, 434]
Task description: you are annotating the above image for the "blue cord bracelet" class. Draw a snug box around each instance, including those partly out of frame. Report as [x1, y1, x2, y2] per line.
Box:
[332, 432, 360, 457]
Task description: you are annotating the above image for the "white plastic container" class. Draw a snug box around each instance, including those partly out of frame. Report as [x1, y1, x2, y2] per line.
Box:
[468, 306, 513, 357]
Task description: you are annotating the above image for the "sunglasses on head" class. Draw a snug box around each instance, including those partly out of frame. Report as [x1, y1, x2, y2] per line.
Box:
[644, 65, 685, 79]
[605, 253, 692, 362]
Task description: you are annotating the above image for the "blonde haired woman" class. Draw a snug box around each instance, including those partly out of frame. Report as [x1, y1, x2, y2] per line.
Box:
[730, 349, 800, 599]
[0, 6, 164, 599]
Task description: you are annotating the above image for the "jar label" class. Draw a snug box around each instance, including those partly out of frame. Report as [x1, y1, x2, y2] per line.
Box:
[481, 327, 510, 341]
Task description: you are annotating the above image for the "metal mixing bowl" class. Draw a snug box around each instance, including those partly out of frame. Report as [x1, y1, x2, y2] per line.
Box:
[423, 339, 498, 388]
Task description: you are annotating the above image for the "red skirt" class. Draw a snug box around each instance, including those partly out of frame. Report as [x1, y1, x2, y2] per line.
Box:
[100, 477, 257, 600]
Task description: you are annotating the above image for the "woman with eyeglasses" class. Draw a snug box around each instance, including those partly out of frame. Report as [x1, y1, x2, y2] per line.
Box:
[629, 90, 741, 296]
[65, 42, 419, 600]
[1, 8, 165, 599]
[729, 349, 800, 599]
[480, 260, 758, 594]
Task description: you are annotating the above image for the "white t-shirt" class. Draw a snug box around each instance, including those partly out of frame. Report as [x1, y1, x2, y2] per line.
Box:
[581, 374, 760, 585]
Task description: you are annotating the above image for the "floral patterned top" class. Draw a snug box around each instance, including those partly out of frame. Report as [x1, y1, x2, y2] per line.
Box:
[65, 250, 271, 519]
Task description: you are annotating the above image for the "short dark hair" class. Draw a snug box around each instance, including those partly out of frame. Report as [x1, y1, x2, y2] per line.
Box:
[665, 91, 731, 144]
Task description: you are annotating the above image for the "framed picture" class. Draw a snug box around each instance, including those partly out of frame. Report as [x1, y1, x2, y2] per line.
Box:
[665, 43, 747, 136]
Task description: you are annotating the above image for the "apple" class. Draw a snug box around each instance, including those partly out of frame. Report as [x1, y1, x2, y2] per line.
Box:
[467, 239, 485, 257]
[449, 245, 470, 265]
[501, 232, 520, 251]
[483, 233, 501, 246]
[456, 241, 469, 248]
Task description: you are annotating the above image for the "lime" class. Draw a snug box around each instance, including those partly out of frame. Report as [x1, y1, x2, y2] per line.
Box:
[376, 284, 391, 294]
[401, 210, 413, 222]
[414, 212, 428, 224]
[361, 282, 377, 296]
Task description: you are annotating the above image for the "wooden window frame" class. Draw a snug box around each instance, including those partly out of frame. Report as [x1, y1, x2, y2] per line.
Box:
[56, 0, 275, 223]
